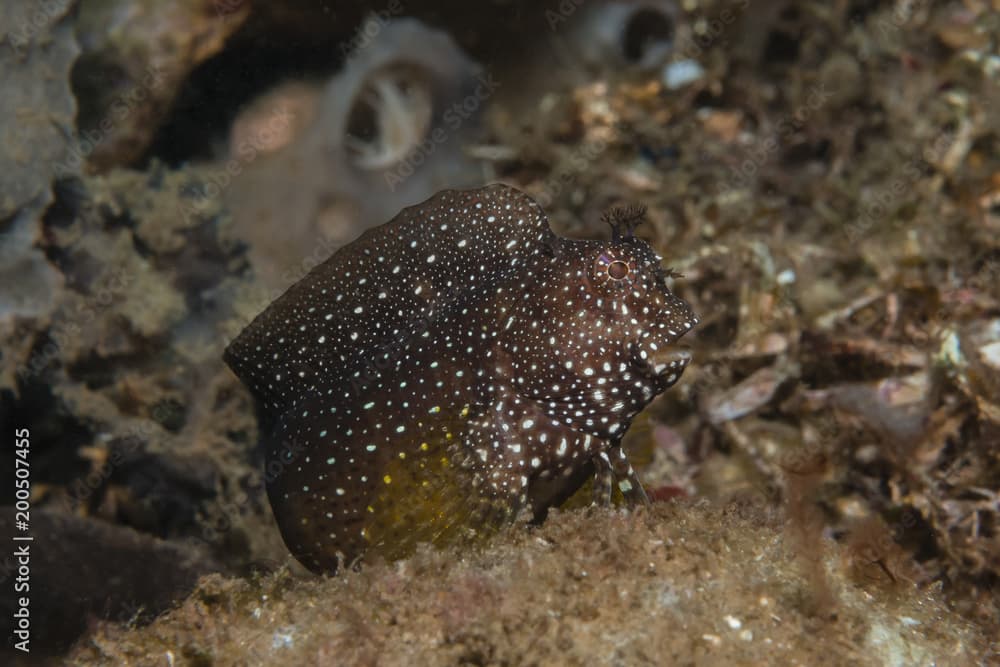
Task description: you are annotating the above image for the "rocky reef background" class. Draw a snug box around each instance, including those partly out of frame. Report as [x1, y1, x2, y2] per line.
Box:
[0, 0, 998, 664]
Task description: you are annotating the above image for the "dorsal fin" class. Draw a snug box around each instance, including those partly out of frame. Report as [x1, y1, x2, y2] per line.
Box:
[224, 184, 556, 419]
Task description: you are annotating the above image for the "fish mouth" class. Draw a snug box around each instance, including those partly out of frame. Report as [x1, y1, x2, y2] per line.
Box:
[648, 346, 692, 383]
[630, 342, 692, 385]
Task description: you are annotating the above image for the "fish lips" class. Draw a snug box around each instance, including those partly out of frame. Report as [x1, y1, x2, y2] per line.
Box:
[643, 344, 691, 387]
[628, 300, 698, 385]
[628, 341, 693, 387]
[650, 346, 692, 384]
[652, 297, 698, 383]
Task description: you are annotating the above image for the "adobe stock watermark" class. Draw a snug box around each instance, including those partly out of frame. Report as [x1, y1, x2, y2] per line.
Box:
[0, 407, 180, 626]
[52, 408, 181, 517]
[274, 234, 344, 295]
[212, 0, 248, 21]
[724, 411, 842, 521]
[15, 267, 133, 383]
[543, 0, 584, 30]
[853, 0, 930, 59]
[844, 128, 956, 242]
[533, 136, 610, 209]
[177, 104, 293, 227]
[233, 232, 347, 329]
[339, 0, 405, 62]
[56, 64, 165, 175]
[544, 0, 751, 61]
[726, 82, 835, 192]
[200, 437, 307, 543]
[5, 0, 71, 57]
[669, 0, 751, 64]
[350, 284, 463, 394]
[383, 70, 500, 191]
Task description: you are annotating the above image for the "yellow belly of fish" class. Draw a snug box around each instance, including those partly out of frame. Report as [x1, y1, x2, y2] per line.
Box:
[358, 423, 510, 562]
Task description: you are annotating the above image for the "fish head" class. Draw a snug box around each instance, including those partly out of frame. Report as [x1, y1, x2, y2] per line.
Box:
[582, 234, 698, 387]
[501, 209, 698, 439]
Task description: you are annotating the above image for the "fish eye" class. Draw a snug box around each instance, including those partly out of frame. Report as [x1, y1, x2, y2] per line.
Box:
[592, 250, 636, 286]
[608, 260, 629, 280]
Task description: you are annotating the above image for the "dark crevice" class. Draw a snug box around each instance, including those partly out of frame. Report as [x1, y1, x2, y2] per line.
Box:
[762, 29, 801, 64]
[622, 8, 674, 64]
[141, 33, 349, 167]
[0, 379, 93, 493]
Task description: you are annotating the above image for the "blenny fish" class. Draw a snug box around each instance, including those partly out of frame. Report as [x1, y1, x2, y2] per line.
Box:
[224, 184, 697, 573]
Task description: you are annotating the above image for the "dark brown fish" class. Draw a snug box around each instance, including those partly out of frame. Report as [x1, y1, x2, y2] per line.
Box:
[224, 184, 697, 573]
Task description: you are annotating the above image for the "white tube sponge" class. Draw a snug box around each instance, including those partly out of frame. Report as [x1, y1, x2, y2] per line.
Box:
[226, 18, 485, 290]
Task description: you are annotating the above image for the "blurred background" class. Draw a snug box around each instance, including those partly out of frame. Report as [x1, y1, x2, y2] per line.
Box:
[0, 0, 998, 663]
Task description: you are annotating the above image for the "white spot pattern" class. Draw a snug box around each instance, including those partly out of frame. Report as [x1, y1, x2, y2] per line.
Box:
[223, 185, 699, 573]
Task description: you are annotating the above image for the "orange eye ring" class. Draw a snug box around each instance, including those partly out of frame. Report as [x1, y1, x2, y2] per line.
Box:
[608, 260, 630, 280]
[592, 251, 636, 286]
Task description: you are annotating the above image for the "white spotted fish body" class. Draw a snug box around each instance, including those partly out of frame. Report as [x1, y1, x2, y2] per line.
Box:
[224, 184, 697, 573]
